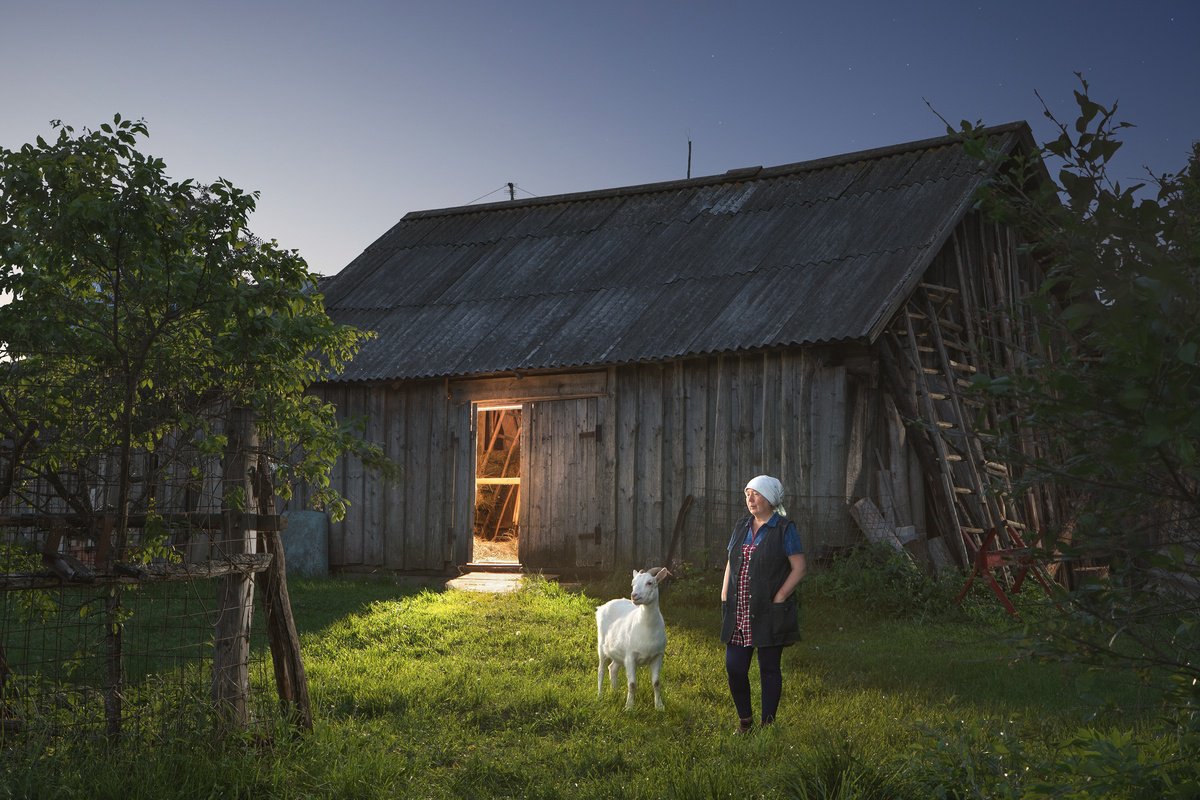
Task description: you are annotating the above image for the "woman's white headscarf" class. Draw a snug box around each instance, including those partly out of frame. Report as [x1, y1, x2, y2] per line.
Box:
[745, 475, 787, 517]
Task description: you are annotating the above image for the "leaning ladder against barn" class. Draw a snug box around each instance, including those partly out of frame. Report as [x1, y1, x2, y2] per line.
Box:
[881, 218, 1062, 599]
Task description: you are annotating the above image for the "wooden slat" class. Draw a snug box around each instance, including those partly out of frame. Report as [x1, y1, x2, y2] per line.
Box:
[429, 392, 451, 571]
[919, 281, 960, 297]
[545, 400, 566, 566]
[937, 317, 965, 333]
[342, 386, 365, 567]
[639, 366, 665, 566]
[683, 359, 708, 565]
[599, 379, 618, 570]
[575, 396, 602, 568]
[385, 387, 407, 570]
[664, 362, 686, 564]
[464, 411, 492, 560]
[405, 387, 429, 570]
[364, 388, 385, 566]
[710, 355, 732, 536]
[516, 400, 535, 564]
[941, 338, 970, 352]
[614, 368, 638, 566]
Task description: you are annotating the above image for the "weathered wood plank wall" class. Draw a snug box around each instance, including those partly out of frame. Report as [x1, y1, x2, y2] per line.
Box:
[293, 378, 455, 573]
[297, 342, 925, 573]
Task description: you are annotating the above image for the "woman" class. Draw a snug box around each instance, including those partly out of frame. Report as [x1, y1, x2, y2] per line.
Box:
[720, 474, 806, 733]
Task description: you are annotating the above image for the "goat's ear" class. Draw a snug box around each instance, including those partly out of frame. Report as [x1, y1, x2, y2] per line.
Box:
[632, 570, 639, 579]
[653, 567, 672, 582]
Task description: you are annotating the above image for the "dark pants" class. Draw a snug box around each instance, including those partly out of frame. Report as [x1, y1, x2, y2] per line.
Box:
[725, 643, 784, 723]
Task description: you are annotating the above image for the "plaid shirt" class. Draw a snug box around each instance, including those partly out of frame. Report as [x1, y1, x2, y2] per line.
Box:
[729, 541, 757, 646]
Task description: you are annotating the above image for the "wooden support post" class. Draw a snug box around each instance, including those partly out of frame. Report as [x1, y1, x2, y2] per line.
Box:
[664, 494, 694, 568]
[213, 407, 255, 730]
[254, 453, 313, 732]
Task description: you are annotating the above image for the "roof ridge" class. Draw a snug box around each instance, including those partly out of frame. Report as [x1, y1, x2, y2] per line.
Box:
[401, 121, 1030, 222]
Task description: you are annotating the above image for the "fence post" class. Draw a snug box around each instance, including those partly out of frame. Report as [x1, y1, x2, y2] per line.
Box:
[213, 406, 255, 730]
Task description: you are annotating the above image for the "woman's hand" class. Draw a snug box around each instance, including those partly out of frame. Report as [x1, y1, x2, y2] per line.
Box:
[772, 553, 807, 602]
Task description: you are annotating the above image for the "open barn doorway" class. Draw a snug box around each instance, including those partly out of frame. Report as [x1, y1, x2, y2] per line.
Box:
[472, 405, 522, 565]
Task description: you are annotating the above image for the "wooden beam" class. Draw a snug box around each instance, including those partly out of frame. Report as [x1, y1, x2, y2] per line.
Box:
[449, 371, 608, 404]
[0, 553, 273, 590]
[254, 455, 313, 732]
[0, 512, 283, 532]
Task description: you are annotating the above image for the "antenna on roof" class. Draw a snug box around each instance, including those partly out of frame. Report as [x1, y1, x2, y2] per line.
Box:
[507, 182, 515, 201]
[687, 138, 693, 179]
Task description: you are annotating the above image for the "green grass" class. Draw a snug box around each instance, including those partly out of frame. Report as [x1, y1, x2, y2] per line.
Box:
[0, 566, 1181, 799]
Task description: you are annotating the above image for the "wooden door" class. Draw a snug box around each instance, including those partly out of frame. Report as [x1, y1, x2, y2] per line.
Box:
[519, 397, 606, 570]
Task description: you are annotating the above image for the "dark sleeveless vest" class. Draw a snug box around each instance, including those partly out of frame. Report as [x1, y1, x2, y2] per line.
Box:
[720, 514, 800, 647]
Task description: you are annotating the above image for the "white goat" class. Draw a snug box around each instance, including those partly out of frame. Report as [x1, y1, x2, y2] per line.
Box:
[595, 567, 671, 711]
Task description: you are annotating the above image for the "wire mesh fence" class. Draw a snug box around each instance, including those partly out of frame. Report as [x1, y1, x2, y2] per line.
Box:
[1, 406, 291, 746]
[1, 580, 279, 745]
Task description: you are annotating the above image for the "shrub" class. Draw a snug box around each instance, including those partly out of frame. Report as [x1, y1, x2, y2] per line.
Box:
[809, 544, 998, 621]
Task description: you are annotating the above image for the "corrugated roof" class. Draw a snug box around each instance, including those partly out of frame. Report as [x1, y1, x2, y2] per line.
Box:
[320, 122, 1033, 382]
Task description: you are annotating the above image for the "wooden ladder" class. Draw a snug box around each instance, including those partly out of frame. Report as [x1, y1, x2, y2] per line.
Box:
[886, 282, 1031, 573]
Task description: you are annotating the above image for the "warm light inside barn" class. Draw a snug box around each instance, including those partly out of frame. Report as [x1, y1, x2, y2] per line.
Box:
[473, 405, 522, 565]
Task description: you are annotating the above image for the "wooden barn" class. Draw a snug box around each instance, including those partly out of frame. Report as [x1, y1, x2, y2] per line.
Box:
[296, 121, 1063, 576]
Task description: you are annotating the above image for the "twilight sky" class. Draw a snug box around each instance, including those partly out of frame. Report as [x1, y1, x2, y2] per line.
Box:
[2, 0, 1197, 275]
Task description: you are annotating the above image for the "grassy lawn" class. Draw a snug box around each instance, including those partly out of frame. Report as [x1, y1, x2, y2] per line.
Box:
[1, 565, 1176, 799]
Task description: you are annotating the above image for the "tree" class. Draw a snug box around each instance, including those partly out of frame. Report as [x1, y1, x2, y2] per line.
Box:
[957, 78, 1199, 730]
[0, 114, 388, 548]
